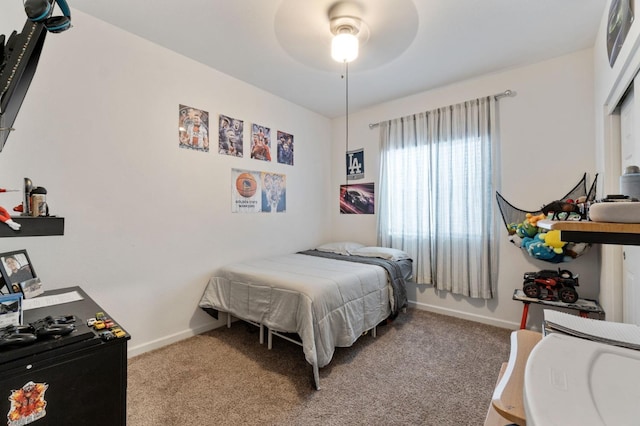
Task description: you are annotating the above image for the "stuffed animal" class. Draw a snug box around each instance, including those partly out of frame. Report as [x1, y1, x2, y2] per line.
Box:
[540, 230, 566, 254]
[0, 206, 20, 230]
[523, 233, 558, 261]
[515, 213, 547, 238]
[516, 220, 538, 238]
[541, 200, 581, 220]
[526, 212, 546, 226]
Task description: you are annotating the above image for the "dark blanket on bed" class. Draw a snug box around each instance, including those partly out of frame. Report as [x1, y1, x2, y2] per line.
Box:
[298, 250, 409, 317]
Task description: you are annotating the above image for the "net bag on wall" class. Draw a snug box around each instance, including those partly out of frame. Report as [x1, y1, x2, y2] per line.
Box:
[496, 173, 598, 263]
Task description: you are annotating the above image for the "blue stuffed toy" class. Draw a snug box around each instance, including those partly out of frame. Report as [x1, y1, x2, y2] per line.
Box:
[522, 233, 564, 262]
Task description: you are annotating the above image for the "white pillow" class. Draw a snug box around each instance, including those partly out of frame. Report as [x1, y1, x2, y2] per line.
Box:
[316, 241, 365, 256]
[351, 246, 411, 261]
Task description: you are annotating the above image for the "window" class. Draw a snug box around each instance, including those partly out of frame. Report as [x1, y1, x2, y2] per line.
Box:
[384, 137, 485, 240]
[377, 98, 497, 299]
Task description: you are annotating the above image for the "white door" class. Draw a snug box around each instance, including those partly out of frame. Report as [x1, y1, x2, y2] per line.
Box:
[620, 87, 640, 325]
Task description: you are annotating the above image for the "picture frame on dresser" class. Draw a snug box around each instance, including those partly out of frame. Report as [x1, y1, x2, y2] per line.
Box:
[0, 249, 36, 294]
[0, 293, 22, 327]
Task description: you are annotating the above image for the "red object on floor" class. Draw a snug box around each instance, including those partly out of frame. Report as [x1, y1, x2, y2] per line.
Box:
[520, 303, 530, 329]
[514, 288, 605, 330]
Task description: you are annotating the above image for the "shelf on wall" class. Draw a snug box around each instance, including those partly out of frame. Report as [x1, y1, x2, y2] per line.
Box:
[537, 219, 640, 246]
[0, 216, 64, 238]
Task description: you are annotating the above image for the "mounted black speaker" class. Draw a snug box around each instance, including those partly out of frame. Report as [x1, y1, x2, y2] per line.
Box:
[24, 0, 71, 33]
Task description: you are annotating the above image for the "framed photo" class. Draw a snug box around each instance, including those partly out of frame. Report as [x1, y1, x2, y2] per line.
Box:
[0, 250, 36, 294]
[607, 0, 634, 67]
[0, 293, 22, 327]
[20, 277, 44, 299]
[340, 183, 375, 214]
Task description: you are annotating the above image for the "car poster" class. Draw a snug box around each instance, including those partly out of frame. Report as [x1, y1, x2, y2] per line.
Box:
[340, 183, 374, 214]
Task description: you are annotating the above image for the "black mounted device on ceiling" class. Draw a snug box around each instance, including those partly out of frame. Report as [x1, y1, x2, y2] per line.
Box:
[0, 0, 72, 153]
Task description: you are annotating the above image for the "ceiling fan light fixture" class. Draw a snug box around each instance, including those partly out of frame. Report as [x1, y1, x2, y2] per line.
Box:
[331, 32, 359, 63]
[328, 2, 366, 63]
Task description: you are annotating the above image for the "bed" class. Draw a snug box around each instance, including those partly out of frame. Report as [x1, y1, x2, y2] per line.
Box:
[198, 243, 411, 389]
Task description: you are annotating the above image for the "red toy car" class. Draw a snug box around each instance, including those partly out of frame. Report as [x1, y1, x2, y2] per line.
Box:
[522, 268, 579, 303]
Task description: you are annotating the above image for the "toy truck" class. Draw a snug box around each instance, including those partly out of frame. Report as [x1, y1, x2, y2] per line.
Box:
[522, 268, 579, 304]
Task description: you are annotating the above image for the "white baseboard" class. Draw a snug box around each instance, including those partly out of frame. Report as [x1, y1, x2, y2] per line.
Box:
[127, 304, 519, 358]
[127, 321, 221, 358]
[408, 300, 520, 330]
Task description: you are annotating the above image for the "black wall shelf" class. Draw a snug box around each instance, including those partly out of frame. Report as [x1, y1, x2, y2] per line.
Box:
[0, 216, 64, 237]
[538, 219, 640, 246]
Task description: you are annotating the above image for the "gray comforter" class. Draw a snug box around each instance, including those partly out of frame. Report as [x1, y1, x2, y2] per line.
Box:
[297, 249, 408, 316]
[199, 251, 408, 372]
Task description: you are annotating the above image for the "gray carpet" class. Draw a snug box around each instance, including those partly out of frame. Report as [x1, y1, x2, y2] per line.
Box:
[127, 309, 511, 425]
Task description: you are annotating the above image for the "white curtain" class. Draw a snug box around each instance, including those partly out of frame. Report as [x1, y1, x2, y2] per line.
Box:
[377, 96, 499, 299]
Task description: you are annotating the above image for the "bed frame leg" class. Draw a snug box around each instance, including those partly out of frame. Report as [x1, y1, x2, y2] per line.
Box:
[227, 312, 232, 328]
[372, 326, 377, 338]
[259, 324, 264, 345]
[313, 363, 321, 390]
[267, 328, 273, 349]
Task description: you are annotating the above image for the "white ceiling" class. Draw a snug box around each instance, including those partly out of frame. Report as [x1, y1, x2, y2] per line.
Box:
[71, 0, 607, 118]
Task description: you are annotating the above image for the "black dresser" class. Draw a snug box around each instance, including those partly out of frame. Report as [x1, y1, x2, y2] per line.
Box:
[0, 287, 129, 425]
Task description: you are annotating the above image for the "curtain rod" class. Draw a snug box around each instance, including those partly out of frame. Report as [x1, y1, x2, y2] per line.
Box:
[368, 89, 515, 129]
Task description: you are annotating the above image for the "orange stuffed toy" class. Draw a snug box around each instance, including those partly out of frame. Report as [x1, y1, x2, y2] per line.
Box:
[0, 206, 20, 230]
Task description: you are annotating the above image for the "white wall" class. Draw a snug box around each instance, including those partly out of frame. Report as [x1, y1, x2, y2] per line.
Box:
[0, 8, 608, 355]
[0, 12, 332, 356]
[330, 50, 598, 329]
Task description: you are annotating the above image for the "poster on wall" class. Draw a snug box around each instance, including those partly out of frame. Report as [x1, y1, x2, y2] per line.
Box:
[232, 169, 287, 213]
[178, 104, 209, 152]
[276, 131, 294, 165]
[607, 0, 634, 67]
[340, 182, 374, 214]
[250, 124, 272, 161]
[218, 114, 243, 157]
[261, 172, 286, 213]
[346, 148, 364, 180]
[232, 169, 261, 213]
